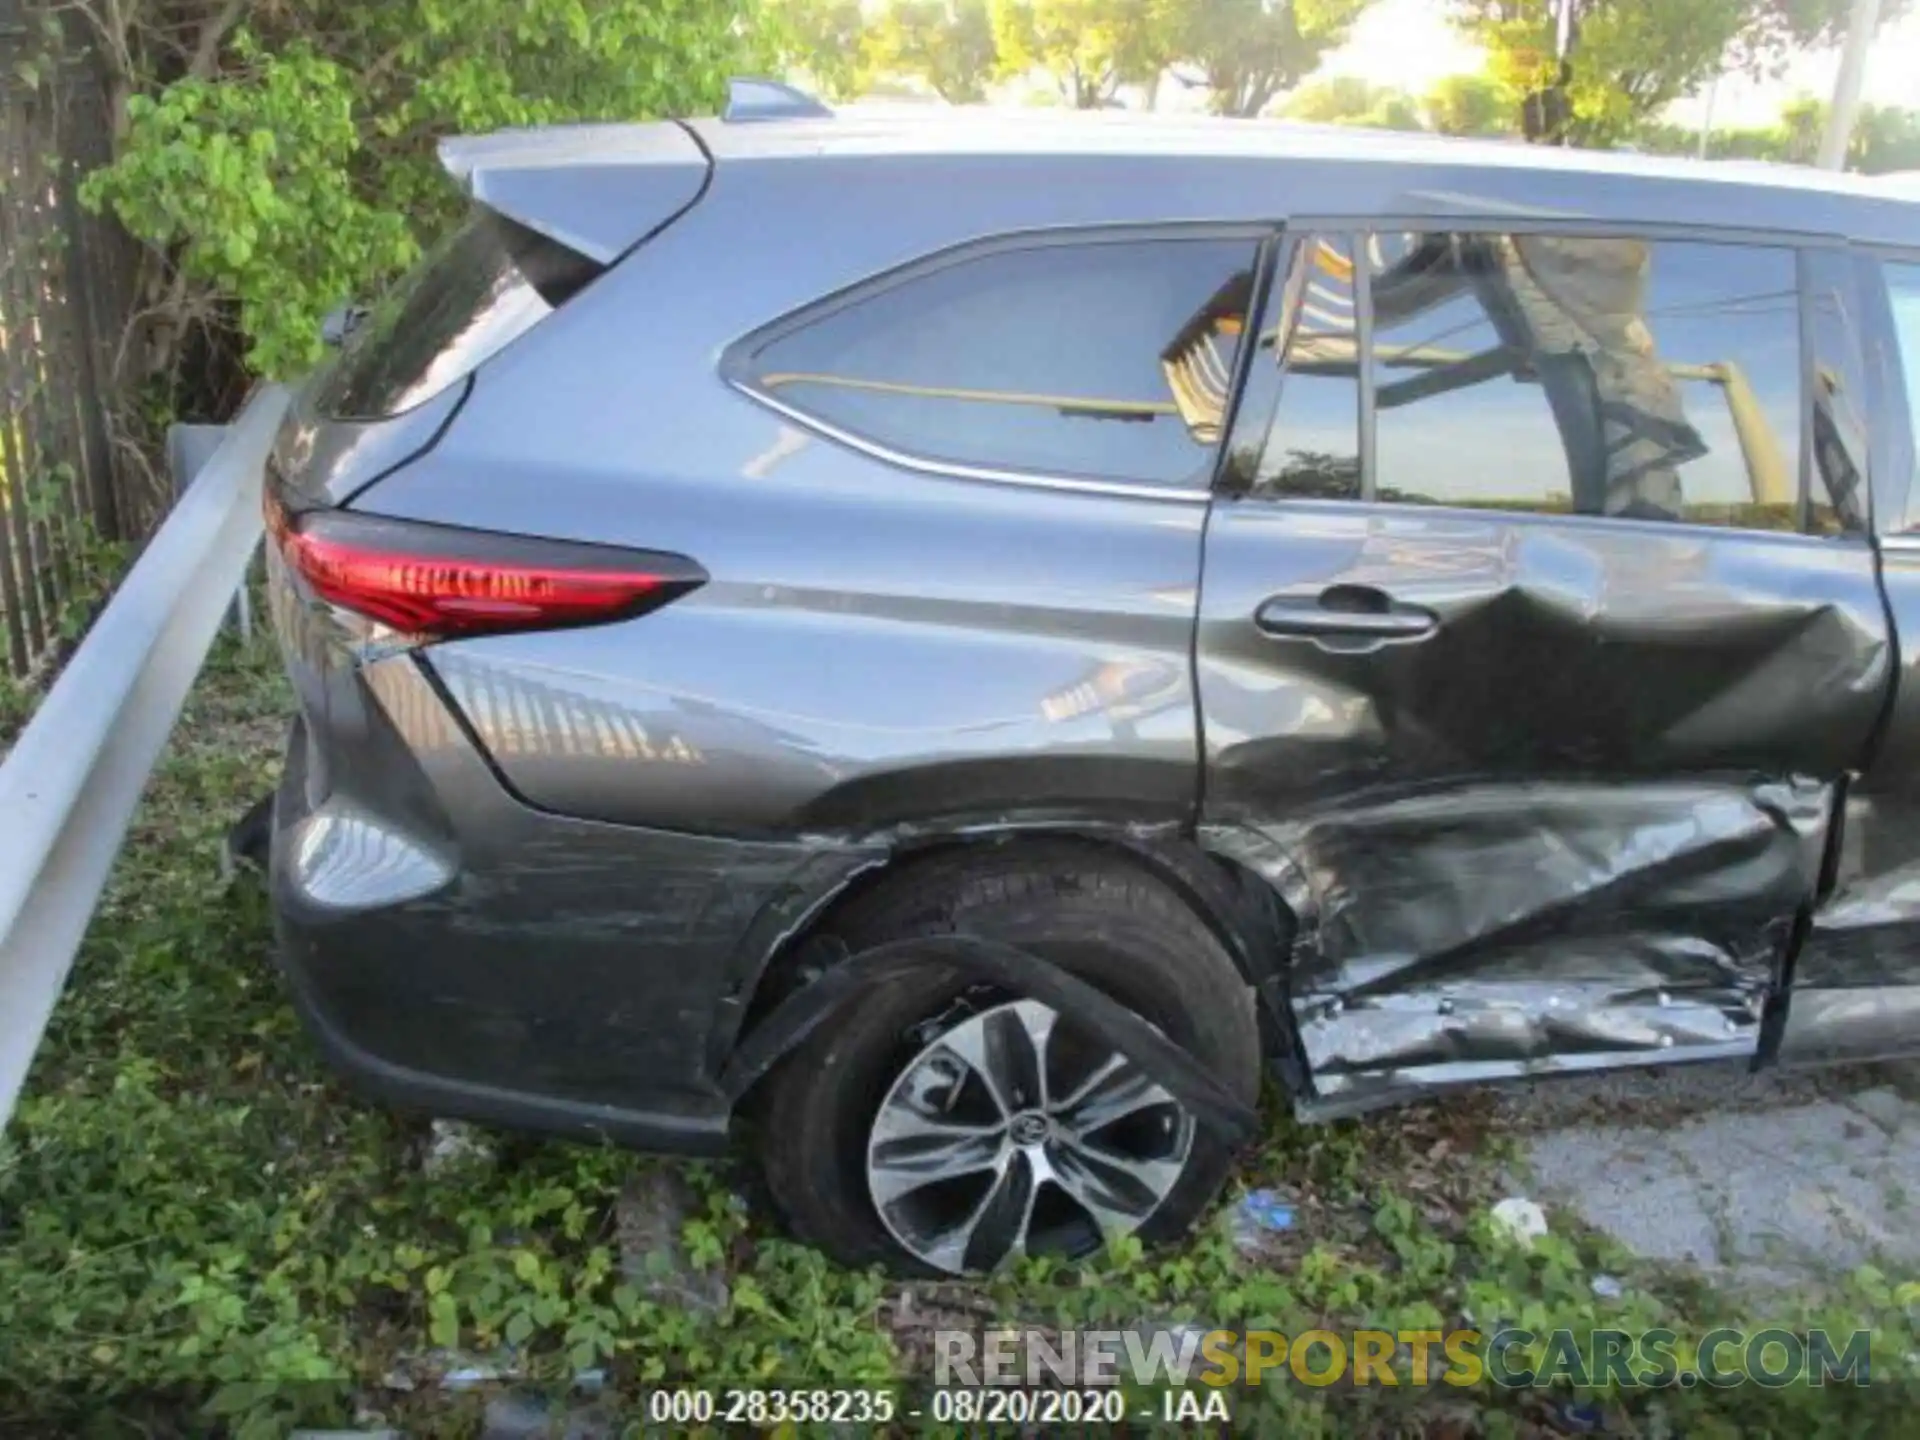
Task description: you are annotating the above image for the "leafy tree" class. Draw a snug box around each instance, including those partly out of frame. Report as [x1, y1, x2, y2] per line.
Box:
[1365, 89, 1425, 132]
[1424, 72, 1517, 136]
[1633, 97, 1920, 173]
[990, 0, 1178, 108]
[1172, 0, 1371, 118]
[1852, 102, 1920, 173]
[1768, 96, 1920, 170]
[866, 0, 1000, 102]
[1282, 75, 1426, 130]
[79, 0, 762, 394]
[1279, 73, 1370, 121]
[1777, 93, 1827, 163]
[766, 0, 874, 102]
[1449, 0, 1905, 146]
[1630, 117, 1788, 160]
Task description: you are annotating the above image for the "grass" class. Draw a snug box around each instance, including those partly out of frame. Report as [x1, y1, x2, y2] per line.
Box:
[3, 631, 1920, 1437]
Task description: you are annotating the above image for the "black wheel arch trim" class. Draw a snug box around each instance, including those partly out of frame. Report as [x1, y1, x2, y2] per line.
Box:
[717, 934, 1261, 1146]
[709, 827, 1308, 1100]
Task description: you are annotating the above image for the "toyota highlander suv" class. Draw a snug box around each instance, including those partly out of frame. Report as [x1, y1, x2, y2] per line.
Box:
[259, 81, 1920, 1275]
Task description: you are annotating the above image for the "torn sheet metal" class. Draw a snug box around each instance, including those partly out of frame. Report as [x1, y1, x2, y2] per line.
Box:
[1205, 777, 1829, 1109]
[1798, 796, 1920, 988]
[1782, 793, 1920, 1063]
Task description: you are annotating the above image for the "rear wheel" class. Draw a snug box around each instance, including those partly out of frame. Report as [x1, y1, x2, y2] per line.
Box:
[756, 846, 1262, 1274]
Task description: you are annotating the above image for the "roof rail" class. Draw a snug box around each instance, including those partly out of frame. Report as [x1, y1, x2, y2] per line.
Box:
[723, 77, 832, 123]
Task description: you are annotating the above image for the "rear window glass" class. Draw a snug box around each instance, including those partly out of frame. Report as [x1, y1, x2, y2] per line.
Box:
[314, 210, 595, 420]
[734, 235, 1260, 489]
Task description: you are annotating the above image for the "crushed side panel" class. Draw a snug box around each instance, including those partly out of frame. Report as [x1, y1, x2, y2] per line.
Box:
[1206, 777, 1829, 1110]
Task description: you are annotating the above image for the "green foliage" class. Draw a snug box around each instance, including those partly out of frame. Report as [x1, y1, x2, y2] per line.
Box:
[1283, 74, 1425, 130]
[766, 0, 875, 101]
[1845, 101, 1920, 172]
[0, 483, 134, 724]
[1447, 0, 1894, 145]
[1636, 96, 1920, 173]
[867, 0, 1001, 103]
[85, 40, 415, 381]
[990, 0, 1179, 107]
[1425, 71, 1518, 136]
[1176, 0, 1371, 118]
[83, 0, 761, 380]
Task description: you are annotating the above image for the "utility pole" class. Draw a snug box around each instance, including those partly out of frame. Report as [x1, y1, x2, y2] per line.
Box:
[1523, 0, 1577, 143]
[1818, 0, 1882, 170]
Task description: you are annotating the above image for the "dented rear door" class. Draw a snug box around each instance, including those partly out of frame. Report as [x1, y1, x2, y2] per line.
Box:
[1197, 227, 1891, 1111]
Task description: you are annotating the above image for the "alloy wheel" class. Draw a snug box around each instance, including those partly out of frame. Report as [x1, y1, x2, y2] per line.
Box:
[864, 997, 1195, 1274]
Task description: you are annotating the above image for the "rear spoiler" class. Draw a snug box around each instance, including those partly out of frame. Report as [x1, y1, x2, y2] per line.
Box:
[436, 120, 711, 265]
[721, 77, 831, 122]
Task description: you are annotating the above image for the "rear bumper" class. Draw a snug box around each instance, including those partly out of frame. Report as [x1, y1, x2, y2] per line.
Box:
[271, 909, 735, 1153]
[263, 637, 882, 1154]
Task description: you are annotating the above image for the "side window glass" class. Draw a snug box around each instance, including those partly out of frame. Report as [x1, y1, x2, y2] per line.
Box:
[1890, 263, 1920, 387]
[1367, 233, 1803, 529]
[736, 237, 1258, 488]
[1889, 264, 1920, 529]
[1804, 249, 1870, 535]
[1248, 236, 1362, 499]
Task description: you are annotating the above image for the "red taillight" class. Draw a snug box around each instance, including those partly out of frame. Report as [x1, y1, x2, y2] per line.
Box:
[265, 491, 704, 640]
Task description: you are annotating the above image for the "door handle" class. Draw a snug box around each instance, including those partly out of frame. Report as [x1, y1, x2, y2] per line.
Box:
[1254, 585, 1439, 643]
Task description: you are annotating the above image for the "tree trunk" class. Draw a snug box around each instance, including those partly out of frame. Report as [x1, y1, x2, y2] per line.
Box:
[1234, 75, 1276, 119]
[1520, 60, 1574, 143]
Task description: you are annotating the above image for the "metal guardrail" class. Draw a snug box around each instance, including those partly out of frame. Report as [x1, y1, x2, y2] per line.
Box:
[0, 384, 289, 1128]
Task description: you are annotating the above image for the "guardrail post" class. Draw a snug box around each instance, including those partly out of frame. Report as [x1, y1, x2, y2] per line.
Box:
[169, 421, 255, 641]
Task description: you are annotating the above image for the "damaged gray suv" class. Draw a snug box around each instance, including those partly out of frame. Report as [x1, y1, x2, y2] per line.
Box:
[260, 83, 1920, 1274]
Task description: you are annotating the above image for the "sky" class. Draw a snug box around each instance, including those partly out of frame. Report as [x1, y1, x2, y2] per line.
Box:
[1317, 0, 1920, 128]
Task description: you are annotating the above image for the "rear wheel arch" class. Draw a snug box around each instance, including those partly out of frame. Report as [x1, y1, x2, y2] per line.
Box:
[729, 830, 1297, 1086]
[739, 832, 1274, 1271]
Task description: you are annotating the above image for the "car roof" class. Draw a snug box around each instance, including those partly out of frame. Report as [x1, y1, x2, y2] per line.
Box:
[674, 107, 1919, 248]
[688, 107, 1873, 194]
[437, 107, 1920, 251]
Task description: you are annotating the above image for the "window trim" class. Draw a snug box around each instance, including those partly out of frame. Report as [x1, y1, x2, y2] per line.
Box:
[1795, 247, 1819, 534]
[722, 222, 1276, 503]
[1863, 247, 1920, 537]
[1236, 217, 1844, 539]
[1211, 234, 1301, 499]
[1797, 245, 1877, 537]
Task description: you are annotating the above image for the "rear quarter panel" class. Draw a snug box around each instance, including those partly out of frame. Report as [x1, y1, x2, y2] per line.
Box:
[358, 154, 1222, 837]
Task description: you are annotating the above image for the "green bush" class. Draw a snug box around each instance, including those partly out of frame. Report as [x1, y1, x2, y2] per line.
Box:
[82, 0, 766, 382]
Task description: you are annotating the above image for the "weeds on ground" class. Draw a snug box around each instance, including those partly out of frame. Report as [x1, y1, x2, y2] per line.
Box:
[2, 634, 1917, 1437]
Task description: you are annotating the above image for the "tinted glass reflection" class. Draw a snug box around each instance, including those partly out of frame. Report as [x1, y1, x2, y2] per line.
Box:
[1889, 264, 1920, 533]
[1367, 233, 1803, 529]
[744, 239, 1258, 488]
[318, 214, 561, 421]
[1249, 236, 1362, 500]
[1804, 249, 1869, 535]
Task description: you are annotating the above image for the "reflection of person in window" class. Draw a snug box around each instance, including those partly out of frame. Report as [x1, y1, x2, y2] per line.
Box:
[1373, 235, 1708, 520]
[1813, 365, 1867, 531]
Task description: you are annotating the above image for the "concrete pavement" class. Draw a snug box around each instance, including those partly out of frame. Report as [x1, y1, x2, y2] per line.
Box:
[1503, 1060, 1920, 1293]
